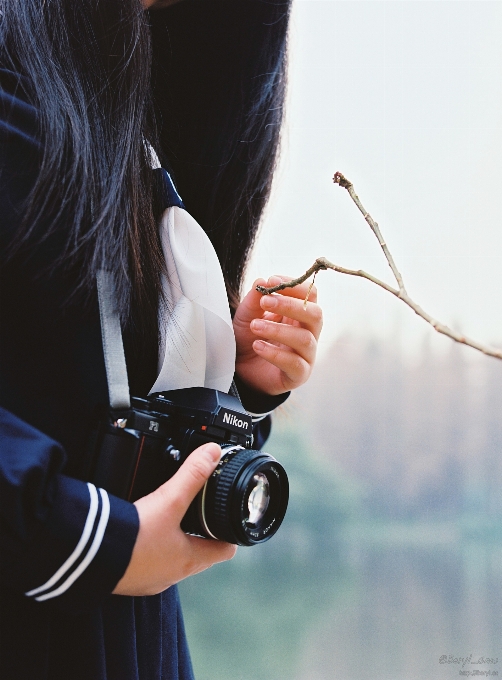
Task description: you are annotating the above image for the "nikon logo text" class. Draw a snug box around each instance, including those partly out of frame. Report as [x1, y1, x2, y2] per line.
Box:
[222, 412, 249, 430]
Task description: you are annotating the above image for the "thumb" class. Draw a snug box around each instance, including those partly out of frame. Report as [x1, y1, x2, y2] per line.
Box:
[234, 278, 272, 329]
[157, 442, 221, 521]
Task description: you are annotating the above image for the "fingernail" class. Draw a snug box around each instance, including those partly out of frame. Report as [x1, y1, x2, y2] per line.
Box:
[203, 444, 221, 463]
[251, 319, 266, 331]
[261, 296, 278, 309]
[268, 276, 283, 286]
[254, 340, 266, 351]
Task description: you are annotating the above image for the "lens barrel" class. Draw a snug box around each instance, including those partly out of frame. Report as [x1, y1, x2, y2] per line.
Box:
[183, 447, 289, 546]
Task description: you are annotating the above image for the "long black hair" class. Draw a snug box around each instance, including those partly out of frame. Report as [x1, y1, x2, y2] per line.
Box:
[150, 0, 291, 310]
[0, 0, 291, 329]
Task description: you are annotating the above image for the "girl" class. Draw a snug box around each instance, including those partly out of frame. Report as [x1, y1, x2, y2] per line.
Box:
[0, 1, 322, 678]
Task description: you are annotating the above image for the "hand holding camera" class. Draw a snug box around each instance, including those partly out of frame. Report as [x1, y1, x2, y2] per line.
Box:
[84, 388, 289, 546]
[113, 442, 237, 597]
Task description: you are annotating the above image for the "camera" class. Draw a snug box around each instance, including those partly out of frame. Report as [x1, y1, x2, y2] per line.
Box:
[82, 387, 289, 546]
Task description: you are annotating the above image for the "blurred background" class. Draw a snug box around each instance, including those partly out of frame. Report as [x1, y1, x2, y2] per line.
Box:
[180, 2, 502, 679]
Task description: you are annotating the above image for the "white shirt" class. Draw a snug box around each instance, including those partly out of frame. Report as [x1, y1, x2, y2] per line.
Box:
[148, 149, 236, 395]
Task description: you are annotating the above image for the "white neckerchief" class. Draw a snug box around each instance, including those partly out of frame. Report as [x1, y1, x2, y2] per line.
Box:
[148, 151, 236, 395]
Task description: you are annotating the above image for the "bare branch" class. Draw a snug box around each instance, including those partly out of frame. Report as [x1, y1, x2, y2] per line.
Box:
[256, 173, 502, 361]
[256, 259, 329, 295]
[333, 172, 407, 296]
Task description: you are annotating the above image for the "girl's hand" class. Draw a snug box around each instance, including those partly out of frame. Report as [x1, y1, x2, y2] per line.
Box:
[233, 276, 323, 396]
[113, 443, 236, 597]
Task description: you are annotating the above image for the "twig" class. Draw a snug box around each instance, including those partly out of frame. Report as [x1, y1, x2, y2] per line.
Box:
[333, 172, 407, 296]
[256, 172, 502, 361]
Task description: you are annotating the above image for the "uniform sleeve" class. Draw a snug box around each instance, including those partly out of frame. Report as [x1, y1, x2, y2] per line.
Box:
[233, 374, 290, 450]
[0, 73, 139, 611]
[0, 407, 139, 611]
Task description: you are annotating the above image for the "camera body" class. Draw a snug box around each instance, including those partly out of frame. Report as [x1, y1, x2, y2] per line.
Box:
[83, 388, 288, 546]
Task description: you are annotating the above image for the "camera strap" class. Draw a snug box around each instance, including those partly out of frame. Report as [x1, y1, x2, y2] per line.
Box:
[95, 151, 239, 411]
[96, 269, 131, 410]
[96, 269, 242, 411]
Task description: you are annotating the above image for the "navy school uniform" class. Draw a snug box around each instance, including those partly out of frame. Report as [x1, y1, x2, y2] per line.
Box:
[0, 69, 288, 680]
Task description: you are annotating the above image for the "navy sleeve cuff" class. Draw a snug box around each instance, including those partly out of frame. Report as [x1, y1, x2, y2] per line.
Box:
[252, 416, 272, 450]
[15, 475, 138, 611]
[0, 407, 139, 611]
[233, 374, 290, 421]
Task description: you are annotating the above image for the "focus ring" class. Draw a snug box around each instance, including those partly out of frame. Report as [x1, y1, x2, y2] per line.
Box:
[209, 449, 258, 543]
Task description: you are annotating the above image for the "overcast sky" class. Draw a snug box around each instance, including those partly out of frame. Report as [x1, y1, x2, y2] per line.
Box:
[246, 0, 502, 359]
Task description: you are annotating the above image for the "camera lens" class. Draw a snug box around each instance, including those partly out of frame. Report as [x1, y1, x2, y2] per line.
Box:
[184, 446, 288, 546]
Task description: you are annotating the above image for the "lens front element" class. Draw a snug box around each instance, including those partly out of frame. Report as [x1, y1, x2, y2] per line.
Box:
[194, 447, 289, 546]
[247, 473, 270, 525]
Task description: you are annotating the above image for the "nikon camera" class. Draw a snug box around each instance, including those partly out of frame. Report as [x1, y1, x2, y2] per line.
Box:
[83, 388, 289, 546]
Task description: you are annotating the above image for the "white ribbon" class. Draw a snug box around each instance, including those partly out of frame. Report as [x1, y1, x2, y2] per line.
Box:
[149, 206, 236, 395]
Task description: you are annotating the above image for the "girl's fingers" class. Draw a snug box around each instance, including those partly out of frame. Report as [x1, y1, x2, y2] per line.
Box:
[156, 443, 221, 522]
[260, 295, 323, 339]
[185, 535, 238, 571]
[252, 341, 310, 389]
[250, 319, 317, 364]
[262, 310, 284, 323]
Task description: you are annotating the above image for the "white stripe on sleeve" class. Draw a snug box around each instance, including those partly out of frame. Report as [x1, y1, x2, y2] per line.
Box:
[34, 488, 111, 602]
[25, 483, 99, 598]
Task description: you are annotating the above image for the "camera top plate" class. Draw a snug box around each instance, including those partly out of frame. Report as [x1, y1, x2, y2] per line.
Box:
[150, 387, 253, 437]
